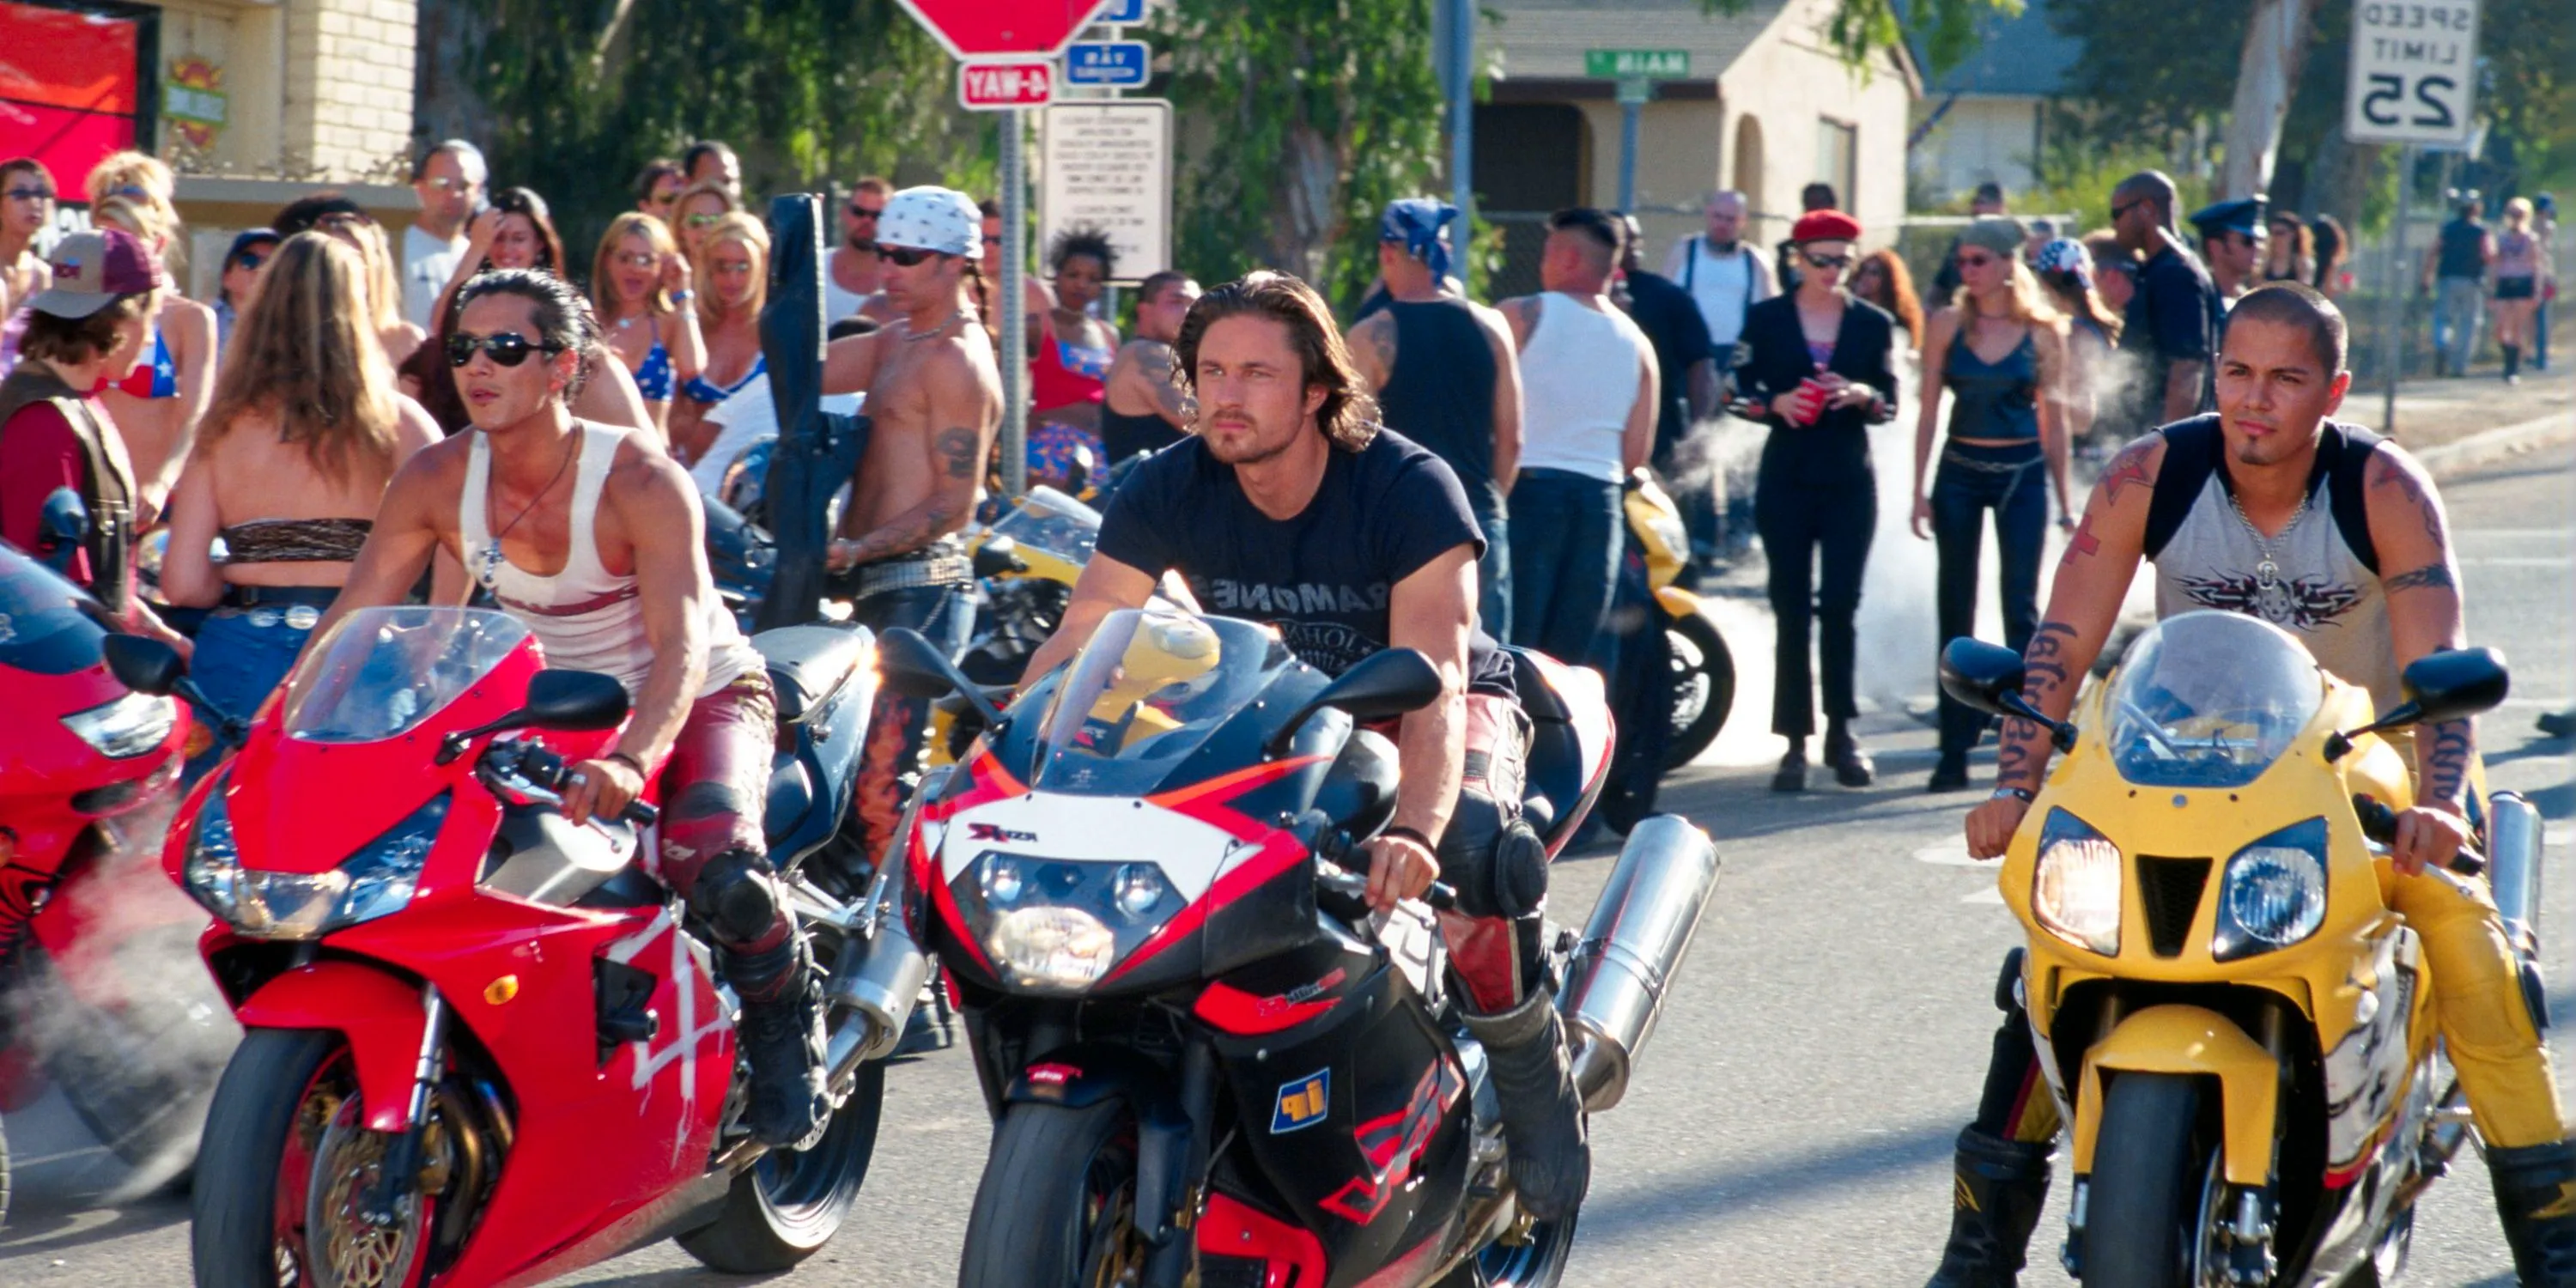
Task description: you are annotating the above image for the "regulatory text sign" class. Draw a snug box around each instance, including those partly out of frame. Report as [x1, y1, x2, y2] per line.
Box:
[960, 59, 1053, 110]
[1040, 100, 1171, 281]
[2344, 0, 2478, 146]
[1065, 40, 1150, 87]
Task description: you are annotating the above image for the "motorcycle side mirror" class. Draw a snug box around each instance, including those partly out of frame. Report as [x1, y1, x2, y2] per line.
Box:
[434, 668, 629, 764]
[525, 669, 631, 732]
[2326, 647, 2510, 760]
[973, 537, 1030, 580]
[881, 627, 1006, 729]
[1938, 638, 2076, 753]
[39, 486, 89, 551]
[1265, 648, 1444, 756]
[102, 632, 184, 696]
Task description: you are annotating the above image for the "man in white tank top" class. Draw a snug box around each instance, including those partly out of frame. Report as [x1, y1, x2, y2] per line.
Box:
[824, 175, 889, 325]
[1925, 283, 2576, 1286]
[1494, 208, 1658, 669]
[313, 269, 833, 1148]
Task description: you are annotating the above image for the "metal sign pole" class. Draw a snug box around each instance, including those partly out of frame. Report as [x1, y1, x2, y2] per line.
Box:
[1616, 79, 1644, 211]
[999, 107, 1030, 500]
[2381, 143, 2414, 435]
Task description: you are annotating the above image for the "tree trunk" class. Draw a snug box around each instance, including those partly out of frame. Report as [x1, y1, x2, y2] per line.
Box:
[2220, 0, 2322, 199]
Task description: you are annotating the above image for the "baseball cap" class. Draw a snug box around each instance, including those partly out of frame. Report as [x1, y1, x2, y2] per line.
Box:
[227, 227, 281, 266]
[27, 228, 161, 319]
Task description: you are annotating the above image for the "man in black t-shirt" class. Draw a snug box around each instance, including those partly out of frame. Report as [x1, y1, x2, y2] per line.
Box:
[1614, 212, 1716, 466]
[2109, 170, 2221, 428]
[1018, 270, 1590, 1220]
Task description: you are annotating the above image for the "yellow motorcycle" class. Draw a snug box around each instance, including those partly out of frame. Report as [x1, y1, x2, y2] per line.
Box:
[1941, 611, 2541, 1287]
[1625, 471, 1736, 769]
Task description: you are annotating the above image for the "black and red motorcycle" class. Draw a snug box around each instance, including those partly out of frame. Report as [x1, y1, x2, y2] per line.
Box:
[872, 610, 1722, 1287]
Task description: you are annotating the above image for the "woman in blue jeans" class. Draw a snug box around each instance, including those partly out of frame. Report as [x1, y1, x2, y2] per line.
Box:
[159, 232, 451, 778]
[1908, 218, 2075, 791]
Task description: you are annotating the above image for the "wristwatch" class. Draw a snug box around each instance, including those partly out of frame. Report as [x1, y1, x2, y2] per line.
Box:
[669, 289, 695, 303]
[1990, 787, 2035, 804]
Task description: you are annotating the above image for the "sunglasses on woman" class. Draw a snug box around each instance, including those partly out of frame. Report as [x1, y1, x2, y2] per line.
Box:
[683, 213, 724, 229]
[1803, 252, 1853, 270]
[446, 331, 565, 368]
[1954, 252, 1998, 270]
[614, 251, 659, 269]
[880, 245, 948, 268]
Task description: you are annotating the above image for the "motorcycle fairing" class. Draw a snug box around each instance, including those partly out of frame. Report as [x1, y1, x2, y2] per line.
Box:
[1205, 941, 1473, 1287]
[2317, 926, 2424, 1185]
[2072, 1004, 2282, 1188]
[233, 960, 429, 1132]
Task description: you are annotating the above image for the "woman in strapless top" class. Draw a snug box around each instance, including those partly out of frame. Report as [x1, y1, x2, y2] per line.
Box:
[667, 213, 771, 467]
[159, 234, 452, 772]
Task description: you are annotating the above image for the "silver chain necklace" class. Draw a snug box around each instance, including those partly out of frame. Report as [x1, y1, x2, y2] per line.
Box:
[2225, 483, 2311, 619]
[901, 307, 965, 343]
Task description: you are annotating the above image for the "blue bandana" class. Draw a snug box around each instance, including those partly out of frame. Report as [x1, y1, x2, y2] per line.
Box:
[1378, 197, 1457, 281]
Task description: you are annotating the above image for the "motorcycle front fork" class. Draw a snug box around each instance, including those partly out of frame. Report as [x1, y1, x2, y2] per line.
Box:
[361, 982, 448, 1227]
[2059, 994, 2288, 1284]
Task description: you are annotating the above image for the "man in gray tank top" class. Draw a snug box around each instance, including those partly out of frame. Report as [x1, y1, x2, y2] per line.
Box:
[1923, 283, 2576, 1287]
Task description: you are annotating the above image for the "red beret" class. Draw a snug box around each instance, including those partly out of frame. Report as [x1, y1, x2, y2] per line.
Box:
[1791, 210, 1863, 244]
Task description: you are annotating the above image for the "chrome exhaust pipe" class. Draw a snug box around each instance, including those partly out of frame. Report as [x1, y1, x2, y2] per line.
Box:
[1558, 814, 1720, 1112]
[827, 914, 931, 1072]
[2490, 791, 2543, 952]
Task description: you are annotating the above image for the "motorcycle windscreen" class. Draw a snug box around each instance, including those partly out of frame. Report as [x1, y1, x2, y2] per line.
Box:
[280, 607, 535, 744]
[2105, 610, 2324, 789]
[0, 545, 109, 676]
[1031, 609, 1297, 795]
[990, 485, 1101, 565]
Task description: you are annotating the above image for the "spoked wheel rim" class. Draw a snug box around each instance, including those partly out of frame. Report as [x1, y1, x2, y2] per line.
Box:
[1667, 629, 1711, 732]
[1461, 1209, 1580, 1287]
[1074, 1133, 1144, 1288]
[295, 1068, 430, 1288]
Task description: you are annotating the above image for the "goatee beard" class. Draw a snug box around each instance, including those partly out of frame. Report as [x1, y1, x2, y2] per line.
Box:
[848, 234, 877, 253]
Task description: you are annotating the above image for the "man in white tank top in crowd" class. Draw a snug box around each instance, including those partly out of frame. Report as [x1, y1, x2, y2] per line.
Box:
[824, 175, 889, 326]
[1495, 208, 1659, 668]
[822, 186, 1004, 864]
[312, 269, 835, 1149]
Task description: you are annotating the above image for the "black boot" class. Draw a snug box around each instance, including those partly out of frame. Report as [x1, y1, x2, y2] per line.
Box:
[728, 933, 831, 1148]
[1464, 988, 1590, 1221]
[2489, 1139, 2576, 1286]
[1824, 720, 1875, 787]
[1929, 751, 1971, 793]
[1772, 738, 1809, 793]
[1925, 1127, 2052, 1288]
[2506, 343, 2524, 384]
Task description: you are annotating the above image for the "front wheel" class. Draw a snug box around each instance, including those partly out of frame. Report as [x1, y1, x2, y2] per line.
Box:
[1432, 1209, 1579, 1287]
[957, 1098, 1142, 1288]
[1662, 610, 1735, 771]
[191, 1029, 432, 1288]
[2080, 1072, 2208, 1288]
[678, 1060, 884, 1273]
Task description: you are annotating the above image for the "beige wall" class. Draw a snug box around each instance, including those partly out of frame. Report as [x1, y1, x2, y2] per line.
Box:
[1910, 96, 2046, 202]
[1716, 0, 1913, 249]
[140, 0, 416, 183]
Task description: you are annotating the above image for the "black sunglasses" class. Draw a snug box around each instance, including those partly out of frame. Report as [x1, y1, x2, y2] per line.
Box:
[848, 204, 884, 220]
[445, 331, 563, 368]
[233, 252, 268, 272]
[1803, 252, 1853, 270]
[2109, 198, 2145, 223]
[880, 245, 949, 268]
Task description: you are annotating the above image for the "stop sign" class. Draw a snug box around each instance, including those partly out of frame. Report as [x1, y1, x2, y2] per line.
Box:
[896, 0, 1117, 60]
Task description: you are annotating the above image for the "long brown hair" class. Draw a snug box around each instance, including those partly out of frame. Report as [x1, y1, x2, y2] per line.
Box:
[1172, 271, 1379, 452]
[198, 233, 400, 487]
[1851, 248, 1923, 340]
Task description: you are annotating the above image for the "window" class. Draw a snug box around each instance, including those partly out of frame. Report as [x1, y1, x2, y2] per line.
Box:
[1815, 118, 1858, 215]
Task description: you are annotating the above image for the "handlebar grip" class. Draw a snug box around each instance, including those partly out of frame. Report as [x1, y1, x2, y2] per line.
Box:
[623, 799, 659, 828]
[2354, 794, 2487, 877]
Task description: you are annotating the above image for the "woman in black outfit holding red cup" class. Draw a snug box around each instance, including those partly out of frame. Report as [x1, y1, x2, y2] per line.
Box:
[1733, 210, 1899, 792]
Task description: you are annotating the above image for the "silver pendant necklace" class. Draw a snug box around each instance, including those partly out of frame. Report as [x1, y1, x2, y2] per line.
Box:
[901, 307, 964, 343]
[2225, 483, 2311, 620]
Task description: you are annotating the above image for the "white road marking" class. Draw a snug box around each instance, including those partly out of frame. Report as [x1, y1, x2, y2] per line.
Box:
[1914, 839, 1978, 866]
[1961, 887, 2006, 904]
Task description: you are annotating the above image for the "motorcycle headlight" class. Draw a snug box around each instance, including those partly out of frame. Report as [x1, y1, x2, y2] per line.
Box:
[987, 905, 1119, 989]
[2213, 817, 2328, 961]
[190, 791, 448, 940]
[63, 690, 178, 759]
[2032, 809, 2123, 957]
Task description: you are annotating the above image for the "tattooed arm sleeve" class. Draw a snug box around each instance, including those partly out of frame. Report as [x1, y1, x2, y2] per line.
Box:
[1997, 434, 2166, 791]
[2363, 444, 2475, 805]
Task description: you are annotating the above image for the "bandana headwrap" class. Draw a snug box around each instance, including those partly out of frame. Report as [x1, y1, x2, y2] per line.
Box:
[2034, 237, 2092, 288]
[1378, 197, 1458, 281]
[878, 185, 983, 260]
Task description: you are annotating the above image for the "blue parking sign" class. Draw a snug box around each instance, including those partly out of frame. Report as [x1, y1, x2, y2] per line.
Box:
[1093, 0, 1149, 23]
[1064, 40, 1150, 87]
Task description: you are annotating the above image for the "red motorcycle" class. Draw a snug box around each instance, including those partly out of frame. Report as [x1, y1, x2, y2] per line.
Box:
[0, 504, 213, 1216]
[106, 604, 898, 1285]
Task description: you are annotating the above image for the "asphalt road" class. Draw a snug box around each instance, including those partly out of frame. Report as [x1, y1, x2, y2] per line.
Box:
[4, 453, 2568, 1287]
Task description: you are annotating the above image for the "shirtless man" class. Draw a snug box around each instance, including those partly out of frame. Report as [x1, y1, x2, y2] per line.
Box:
[314, 268, 830, 1146]
[820, 185, 1004, 858]
[1096, 270, 1200, 465]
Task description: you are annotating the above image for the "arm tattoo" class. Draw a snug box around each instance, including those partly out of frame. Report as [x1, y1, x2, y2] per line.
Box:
[2425, 718, 2473, 805]
[1145, 342, 1190, 422]
[2060, 512, 2103, 568]
[2096, 438, 2158, 505]
[2367, 453, 2448, 548]
[1998, 621, 2080, 789]
[1358, 313, 1396, 371]
[935, 426, 979, 480]
[2382, 562, 2458, 594]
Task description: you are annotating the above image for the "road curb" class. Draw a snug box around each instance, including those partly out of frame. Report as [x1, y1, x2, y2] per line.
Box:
[2415, 409, 2576, 481]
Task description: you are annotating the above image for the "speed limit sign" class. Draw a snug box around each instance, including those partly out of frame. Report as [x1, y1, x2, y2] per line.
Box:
[2343, 0, 2479, 146]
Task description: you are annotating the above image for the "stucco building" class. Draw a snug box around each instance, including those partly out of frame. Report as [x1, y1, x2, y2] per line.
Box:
[1474, 0, 1918, 294]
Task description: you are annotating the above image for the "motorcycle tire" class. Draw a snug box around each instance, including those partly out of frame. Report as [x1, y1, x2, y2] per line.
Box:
[677, 1059, 886, 1273]
[1431, 1208, 1578, 1287]
[2080, 1072, 2208, 1288]
[957, 1097, 1142, 1287]
[191, 1029, 362, 1288]
[1, 1111, 12, 1230]
[1662, 610, 1735, 772]
[21, 942, 228, 1182]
